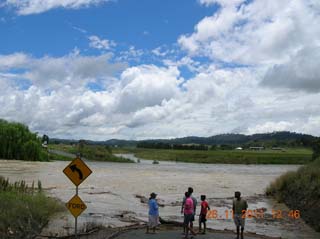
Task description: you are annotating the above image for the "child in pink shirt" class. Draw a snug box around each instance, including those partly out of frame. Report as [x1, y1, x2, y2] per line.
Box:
[183, 192, 196, 238]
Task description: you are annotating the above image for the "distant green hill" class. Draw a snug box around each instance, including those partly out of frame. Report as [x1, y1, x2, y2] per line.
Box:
[141, 132, 315, 146]
[51, 131, 316, 148]
[50, 138, 138, 147]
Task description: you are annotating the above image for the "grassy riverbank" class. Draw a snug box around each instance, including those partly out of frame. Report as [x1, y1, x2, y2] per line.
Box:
[0, 177, 64, 238]
[266, 158, 320, 232]
[48, 152, 73, 161]
[49, 144, 133, 162]
[113, 147, 312, 164]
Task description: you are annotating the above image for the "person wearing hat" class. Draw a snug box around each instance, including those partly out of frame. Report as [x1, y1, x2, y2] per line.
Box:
[146, 192, 159, 234]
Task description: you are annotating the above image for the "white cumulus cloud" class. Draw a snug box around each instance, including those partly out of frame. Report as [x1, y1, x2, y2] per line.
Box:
[1, 51, 320, 139]
[180, 0, 320, 65]
[262, 46, 320, 92]
[1, 0, 320, 139]
[88, 35, 116, 50]
[4, 0, 110, 15]
[116, 65, 182, 114]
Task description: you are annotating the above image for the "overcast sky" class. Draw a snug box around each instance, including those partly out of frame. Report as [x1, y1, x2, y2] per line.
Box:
[1, 0, 320, 140]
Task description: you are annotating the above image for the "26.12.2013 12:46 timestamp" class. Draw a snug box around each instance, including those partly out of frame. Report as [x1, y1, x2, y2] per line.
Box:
[206, 209, 301, 220]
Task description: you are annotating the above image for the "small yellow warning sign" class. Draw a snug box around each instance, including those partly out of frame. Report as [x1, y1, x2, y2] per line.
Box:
[66, 194, 87, 218]
[63, 158, 92, 186]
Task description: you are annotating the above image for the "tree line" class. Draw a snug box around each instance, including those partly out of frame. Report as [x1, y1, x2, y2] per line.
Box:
[0, 119, 46, 161]
[136, 138, 320, 161]
[137, 142, 209, 150]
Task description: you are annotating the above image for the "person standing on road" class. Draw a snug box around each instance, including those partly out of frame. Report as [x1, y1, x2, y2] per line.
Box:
[181, 191, 188, 235]
[233, 191, 248, 239]
[181, 187, 197, 234]
[189, 187, 197, 231]
[146, 192, 159, 234]
[198, 195, 210, 234]
[183, 192, 196, 238]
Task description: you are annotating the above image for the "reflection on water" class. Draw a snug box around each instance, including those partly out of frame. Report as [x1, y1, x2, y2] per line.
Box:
[0, 155, 319, 238]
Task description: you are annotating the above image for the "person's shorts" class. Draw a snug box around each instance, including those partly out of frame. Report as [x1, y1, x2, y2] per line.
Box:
[184, 214, 193, 226]
[199, 214, 206, 223]
[148, 215, 159, 228]
[234, 214, 245, 228]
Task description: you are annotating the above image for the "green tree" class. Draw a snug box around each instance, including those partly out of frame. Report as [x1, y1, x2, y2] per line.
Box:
[0, 119, 44, 161]
[23, 140, 41, 161]
[312, 139, 320, 161]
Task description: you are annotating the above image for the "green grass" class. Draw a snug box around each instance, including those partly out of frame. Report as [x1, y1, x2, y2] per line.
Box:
[266, 158, 320, 232]
[48, 152, 72, 161]
[49, 144, 134, 163]
[113, 147, 312, 164]
[37, 149, 72, 161]
[0, 177, 64, 238]
[48, 143, 74, 152]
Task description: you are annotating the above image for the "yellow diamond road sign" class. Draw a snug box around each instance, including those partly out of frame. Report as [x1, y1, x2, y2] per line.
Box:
[66, 194, 87, 218]
[63, 158, 92, 186]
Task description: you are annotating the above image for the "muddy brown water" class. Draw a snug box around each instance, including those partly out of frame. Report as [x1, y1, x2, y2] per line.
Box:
[0, 154, 319, 239]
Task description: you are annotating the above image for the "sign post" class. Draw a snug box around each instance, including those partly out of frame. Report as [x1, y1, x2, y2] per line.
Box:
[64, 157, 92, 238]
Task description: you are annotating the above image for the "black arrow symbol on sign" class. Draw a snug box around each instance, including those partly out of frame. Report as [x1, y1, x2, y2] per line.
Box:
[69, 164, 83, 180]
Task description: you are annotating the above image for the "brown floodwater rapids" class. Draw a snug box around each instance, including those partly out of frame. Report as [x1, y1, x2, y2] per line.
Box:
[0, 154, 319, 238]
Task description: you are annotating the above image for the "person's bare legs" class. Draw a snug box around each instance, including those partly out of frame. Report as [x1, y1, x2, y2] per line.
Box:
[203, 221, 206, 234]
[182, 225, 186, 235]
[236, 226, 240, 239]
[185, 224, 189, 239]
[182, 215, 186, 235]
[189, 225, 196, 236]
[190, 221, 196, 235]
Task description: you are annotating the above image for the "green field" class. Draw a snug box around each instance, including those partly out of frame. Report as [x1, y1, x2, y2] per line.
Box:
[113, 147, 312, 164]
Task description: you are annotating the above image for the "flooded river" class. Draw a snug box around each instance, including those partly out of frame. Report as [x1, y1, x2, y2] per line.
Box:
[0, 155, 319, 238]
